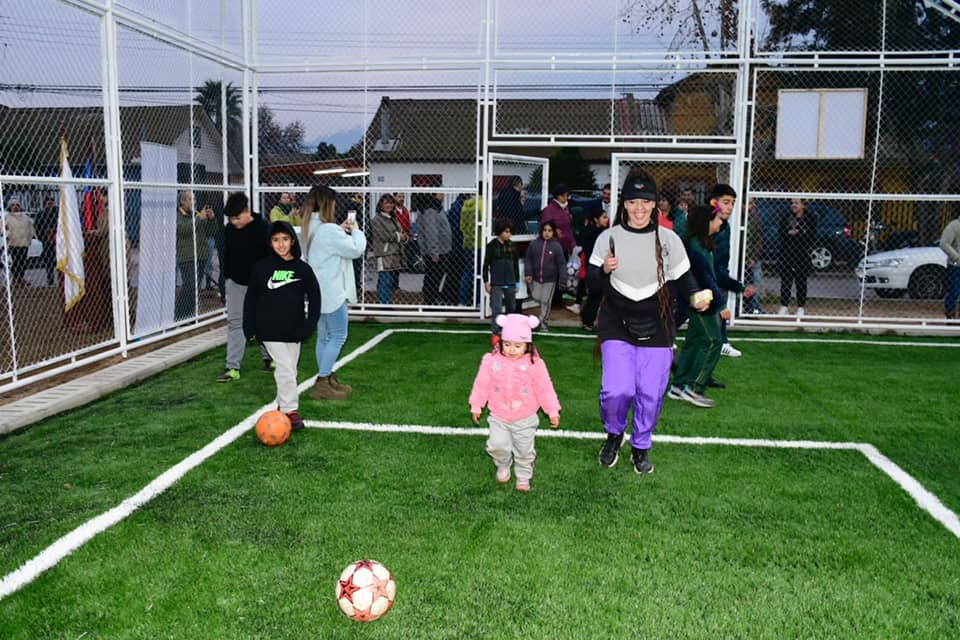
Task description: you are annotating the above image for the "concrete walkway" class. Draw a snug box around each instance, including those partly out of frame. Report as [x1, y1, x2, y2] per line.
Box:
[0, 330, 225, 436]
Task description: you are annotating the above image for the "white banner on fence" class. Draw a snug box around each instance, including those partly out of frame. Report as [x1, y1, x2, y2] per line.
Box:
[134, 143, 177, 334]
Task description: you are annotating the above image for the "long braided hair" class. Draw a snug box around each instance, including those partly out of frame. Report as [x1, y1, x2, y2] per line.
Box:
[653, 220, 675, 333]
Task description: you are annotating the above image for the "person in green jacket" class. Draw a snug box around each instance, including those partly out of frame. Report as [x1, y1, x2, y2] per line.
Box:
[459, 185, 484, 305]
[668, 205, 725, 409]
[268, 192, 301, 225]
[175, 191, 216, 320]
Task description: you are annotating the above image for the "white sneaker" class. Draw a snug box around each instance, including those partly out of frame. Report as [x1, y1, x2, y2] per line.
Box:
[720, 342, 742, 358]
[680, 386, 715, 408]
[796, 307, 805, 318]
[566, 303, 581, 315]
[777, 306, 788, 315]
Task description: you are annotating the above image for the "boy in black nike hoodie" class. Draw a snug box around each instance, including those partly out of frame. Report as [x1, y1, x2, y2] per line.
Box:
[243, 221, 321, 431]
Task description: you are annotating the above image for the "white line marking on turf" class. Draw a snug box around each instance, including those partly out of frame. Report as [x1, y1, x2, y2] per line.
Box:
[712, 337, 960, 348]
[0, 330, 396, 602]
[0, 416, 256, 601]
[389, 327, 960, 347]
[306, 420, 960, 539]
[3, 327, 957, 602]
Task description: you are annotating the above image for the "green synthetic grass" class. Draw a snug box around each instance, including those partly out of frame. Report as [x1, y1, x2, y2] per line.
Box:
[1, 324, 959, 638]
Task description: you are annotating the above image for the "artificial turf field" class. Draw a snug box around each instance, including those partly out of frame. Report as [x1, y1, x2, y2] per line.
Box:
[1, 323, 958, 638]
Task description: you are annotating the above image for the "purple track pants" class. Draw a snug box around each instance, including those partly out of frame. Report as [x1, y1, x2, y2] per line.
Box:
[600, 340, 673, 450]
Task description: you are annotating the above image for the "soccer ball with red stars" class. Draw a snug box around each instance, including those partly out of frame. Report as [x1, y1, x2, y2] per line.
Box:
[336, 559, 396, 622]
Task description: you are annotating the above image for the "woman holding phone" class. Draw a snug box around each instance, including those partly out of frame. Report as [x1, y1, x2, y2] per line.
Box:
[586, 170, 710, 475]
[300, 185, 367, 400]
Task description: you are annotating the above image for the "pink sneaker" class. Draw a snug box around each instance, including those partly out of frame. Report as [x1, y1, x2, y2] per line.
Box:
[516, 480, 530, 492]
[496, 467, 510, 483]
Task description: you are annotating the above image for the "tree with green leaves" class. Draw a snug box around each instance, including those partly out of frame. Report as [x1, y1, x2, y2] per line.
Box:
[761, 0, 960, 240]
[529, 148, 597, 196]
[314, 142, 339, 160]
[258, 105, 306, 156]
[194, 80, 241, 132]
[194, 80, 242, 159]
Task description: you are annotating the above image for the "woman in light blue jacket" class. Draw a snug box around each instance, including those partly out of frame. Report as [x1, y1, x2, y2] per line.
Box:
[300, 185, 367, 400]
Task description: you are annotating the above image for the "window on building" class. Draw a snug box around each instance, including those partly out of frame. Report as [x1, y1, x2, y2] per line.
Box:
[411, 174, 442, 188]
[775, 88, 867, 160]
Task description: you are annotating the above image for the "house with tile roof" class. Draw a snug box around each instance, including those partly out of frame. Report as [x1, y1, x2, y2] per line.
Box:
[257, 94, 672, 193]
[0, 104, 242, 187]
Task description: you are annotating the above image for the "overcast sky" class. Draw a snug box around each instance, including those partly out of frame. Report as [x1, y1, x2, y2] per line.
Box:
[1, 0, 751, 150]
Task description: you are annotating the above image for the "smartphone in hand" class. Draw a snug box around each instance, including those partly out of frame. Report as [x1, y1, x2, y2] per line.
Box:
[609, 235, 615, 257]
[346, 210, 357, 225]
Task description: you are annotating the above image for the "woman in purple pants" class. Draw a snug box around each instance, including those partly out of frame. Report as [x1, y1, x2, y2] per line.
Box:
[587, 171, 710, 475]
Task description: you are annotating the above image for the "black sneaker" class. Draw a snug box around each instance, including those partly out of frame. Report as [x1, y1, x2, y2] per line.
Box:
[598, 433, 623, 468]
[705, 378, 726, 389]
[631, 448, 654, 475]
[216, 368, 240, 382]
[286, 411, 305, 431]
[262, 359, 276, 372]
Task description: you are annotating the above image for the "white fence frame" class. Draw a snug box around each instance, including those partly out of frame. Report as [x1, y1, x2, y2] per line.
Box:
[1, 0, 958, 393]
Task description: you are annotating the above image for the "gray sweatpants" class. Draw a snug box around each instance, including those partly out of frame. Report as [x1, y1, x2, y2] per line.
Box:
[486, 413, 539, 482]
[225, 278, 268, 370]
[263, 341, 301, 413]
[528, 280, 556, 327]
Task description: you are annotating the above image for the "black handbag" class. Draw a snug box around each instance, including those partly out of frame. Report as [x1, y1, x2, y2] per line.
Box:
[621, 315, 659, 341]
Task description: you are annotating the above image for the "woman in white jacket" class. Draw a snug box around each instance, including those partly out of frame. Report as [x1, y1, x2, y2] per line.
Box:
[300, 185, 367, 400]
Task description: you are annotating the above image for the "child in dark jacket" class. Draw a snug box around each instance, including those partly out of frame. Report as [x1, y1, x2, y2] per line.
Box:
[483, 218, 520, 334]
[523, 220, 566, 330]
[577, 209, 610, 330]
[243, 221, 322, 431]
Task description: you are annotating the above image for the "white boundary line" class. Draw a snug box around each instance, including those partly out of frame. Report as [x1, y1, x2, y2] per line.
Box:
[2, 328, 957, 602]
[0, 330, 397, 601]
[361, 327, 960, 348]
[308, 420, 960, 540]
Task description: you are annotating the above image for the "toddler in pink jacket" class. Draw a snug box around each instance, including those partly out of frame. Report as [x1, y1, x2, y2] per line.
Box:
[469, 313, 561, 492]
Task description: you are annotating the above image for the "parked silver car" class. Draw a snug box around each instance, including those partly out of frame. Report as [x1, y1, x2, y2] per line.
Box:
[855, 246, 947, 299]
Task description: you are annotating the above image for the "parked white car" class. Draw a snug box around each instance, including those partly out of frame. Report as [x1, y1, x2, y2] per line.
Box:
[856, 246, 948, 299]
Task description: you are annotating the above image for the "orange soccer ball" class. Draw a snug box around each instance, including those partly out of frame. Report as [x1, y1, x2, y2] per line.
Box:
[255, 410, 292, 446]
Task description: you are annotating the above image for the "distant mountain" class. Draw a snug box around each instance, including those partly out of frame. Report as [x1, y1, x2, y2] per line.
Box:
[304, 126, 364, 156]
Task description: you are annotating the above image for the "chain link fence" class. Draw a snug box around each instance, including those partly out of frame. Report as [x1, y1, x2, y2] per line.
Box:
[1, 0, 958, 390]
[1, 0, 242, 390]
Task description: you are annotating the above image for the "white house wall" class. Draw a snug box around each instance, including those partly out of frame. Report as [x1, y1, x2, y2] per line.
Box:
[370, 161, 610, 195]
[172, 127, 225, 175]
[370, 162, 479, 191]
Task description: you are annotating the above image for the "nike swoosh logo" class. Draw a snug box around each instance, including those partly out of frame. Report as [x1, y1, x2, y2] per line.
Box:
[266, 278, 301, 290]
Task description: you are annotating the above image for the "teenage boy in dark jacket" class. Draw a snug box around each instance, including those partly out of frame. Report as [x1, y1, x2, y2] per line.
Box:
[218, 192, 271, 382]
[709, 183, 755, 359]
[243, 221, 321, 431]
[482, 218, 520, 334]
